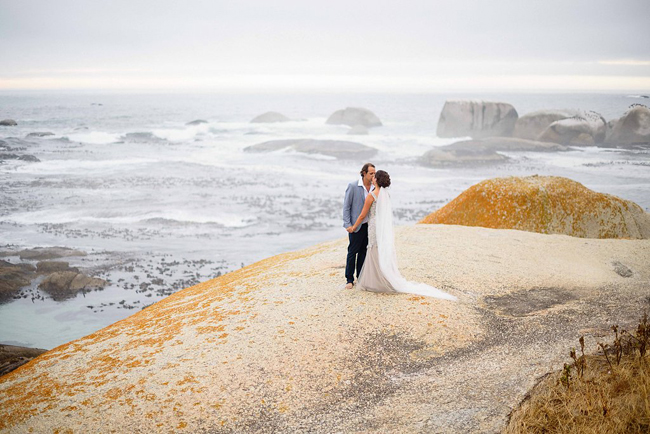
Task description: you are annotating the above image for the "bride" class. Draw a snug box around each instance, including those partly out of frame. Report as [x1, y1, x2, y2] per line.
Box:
[346, 170, 456, 300]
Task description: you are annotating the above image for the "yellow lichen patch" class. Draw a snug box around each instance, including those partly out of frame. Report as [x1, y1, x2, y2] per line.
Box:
[419, 175, 650, 239]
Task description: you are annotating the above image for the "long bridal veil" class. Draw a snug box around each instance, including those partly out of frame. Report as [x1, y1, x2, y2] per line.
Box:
[375, 188, 457, 301]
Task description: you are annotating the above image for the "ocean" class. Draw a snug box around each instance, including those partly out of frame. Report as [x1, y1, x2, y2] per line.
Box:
[1, 91, 649, 349]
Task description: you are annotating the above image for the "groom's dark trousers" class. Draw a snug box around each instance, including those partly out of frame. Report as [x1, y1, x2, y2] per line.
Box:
[345, 223, 368, 284]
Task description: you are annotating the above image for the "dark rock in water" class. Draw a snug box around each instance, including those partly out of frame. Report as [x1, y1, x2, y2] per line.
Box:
[604, 105, 650, 147]
[119, 132, 167, 143]
[0, 153, 40, 163]
[251, 112, 291, 123]
[419, 147, 508, 167]
[326, 107, 382, 128]
[0, 119, 17, 126]
[186, 119, 208, 126]
[39, 271, 107, 301]
[437, 101, 518, 139]
[245, 139, 377, 160]
[26, 132, 55, 138]
[0, 345, 48, 377]
[36, 261, 79, 274]
[0, 260, 36, 303]
[0, 137, 32, 149]
[18, 247, 87, 261]
[74, 126, 89, 131]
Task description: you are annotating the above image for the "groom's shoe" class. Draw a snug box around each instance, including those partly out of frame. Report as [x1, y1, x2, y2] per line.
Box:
[345, 282, 354, 289]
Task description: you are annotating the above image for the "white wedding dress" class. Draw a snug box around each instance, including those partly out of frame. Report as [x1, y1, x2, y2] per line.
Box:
[357, 188, 456, 300]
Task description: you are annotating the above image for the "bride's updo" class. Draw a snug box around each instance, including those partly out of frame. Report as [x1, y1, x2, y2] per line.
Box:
[375, 170, 391, 188]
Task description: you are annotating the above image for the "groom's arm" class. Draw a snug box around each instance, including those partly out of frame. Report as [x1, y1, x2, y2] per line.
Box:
[342, 183, 353, 228]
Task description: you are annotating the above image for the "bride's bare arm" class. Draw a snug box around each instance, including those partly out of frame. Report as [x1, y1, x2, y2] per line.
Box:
[348, 194, 375, 232]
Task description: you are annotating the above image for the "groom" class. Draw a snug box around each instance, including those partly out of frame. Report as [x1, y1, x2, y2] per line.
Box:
[342, 163, 376, 289]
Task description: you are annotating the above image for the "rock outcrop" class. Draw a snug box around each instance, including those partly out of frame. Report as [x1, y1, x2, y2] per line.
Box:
[512, 109, 579, 140]
[326, 107, 382, 128]
[604, 104, 650, 147]
[118, 132, 167, 144]
[25, 132, 55, 138]
[38, 271, 107, 301]
[436, 100, 518, 138]
[0, 153, 40, 163]
[244, 139, 377, 160]
[418, 137, 567, 168]
[419, 147, 508, 167]
[250, 112, 291, 123]
[0, 119, 17, 126]
[539, 110, 606, 145]
[0, 224, 648, 433]
[420, 175, 650, 239]
[0, 261, 35, 302]
[15, 247, 87, 261]
[36, 261, 79, 274]
[0, 345, 47, 377]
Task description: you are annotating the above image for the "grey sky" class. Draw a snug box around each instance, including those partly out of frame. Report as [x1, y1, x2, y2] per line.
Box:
[1, 0, 649, 91]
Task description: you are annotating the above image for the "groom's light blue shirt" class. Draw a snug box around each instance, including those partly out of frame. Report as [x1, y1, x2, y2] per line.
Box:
[343, 177, 374, 233]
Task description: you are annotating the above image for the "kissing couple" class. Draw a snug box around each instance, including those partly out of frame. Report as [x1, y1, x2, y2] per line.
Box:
[343, 163, 456, 300]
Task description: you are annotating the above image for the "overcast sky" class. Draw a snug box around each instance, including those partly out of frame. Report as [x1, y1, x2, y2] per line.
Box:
[1, 0, 649, 92]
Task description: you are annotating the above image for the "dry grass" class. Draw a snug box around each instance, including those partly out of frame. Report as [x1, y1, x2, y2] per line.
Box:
[505, 314, 650, 434]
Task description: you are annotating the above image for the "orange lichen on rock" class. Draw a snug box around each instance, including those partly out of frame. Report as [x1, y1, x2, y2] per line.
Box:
[419, 175, 650, 239]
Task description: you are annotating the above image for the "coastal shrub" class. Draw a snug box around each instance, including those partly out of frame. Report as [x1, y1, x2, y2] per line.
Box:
[504, 313, 650, 434]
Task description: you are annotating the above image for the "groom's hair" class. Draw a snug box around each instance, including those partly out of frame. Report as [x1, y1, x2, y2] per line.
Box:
[360, 163, 375, 177]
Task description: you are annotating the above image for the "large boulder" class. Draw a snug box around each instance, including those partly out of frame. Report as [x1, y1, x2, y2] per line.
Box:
[38, 271, 107, 301]
[245, 139, 377, 160]
[419, 175, 650, 239]
[0, 119, 17, 126]
[250, 112, 291, 123]
[326, 107, 382, 128]
[436, 100, 518, 139]
[539, 110, 606, 145]
[512, 110, 579, 140]
[604, 104, 650, 147]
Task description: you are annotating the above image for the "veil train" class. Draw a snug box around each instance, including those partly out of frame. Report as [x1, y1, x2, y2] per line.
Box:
[375, 188, 456, 301]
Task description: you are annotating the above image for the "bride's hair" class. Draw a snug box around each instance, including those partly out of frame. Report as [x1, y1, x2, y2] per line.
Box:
[375, 170, 391, 188]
